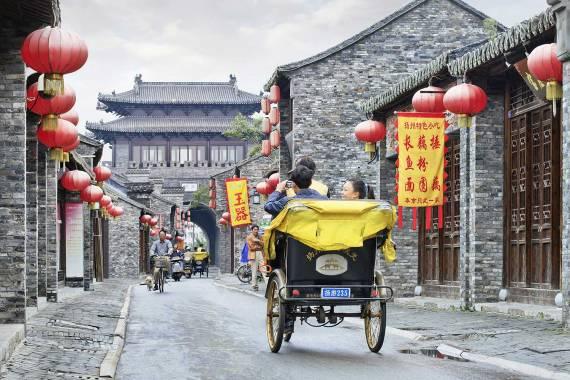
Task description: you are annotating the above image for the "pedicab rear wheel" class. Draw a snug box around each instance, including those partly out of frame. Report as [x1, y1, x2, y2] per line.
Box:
[266, 277, 285, 353]
[364, 300, 386, 352]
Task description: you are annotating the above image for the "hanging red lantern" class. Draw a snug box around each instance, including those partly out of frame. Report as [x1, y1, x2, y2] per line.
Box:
[100, 195, 112, 208]
[209, 189, 216, 199]
[261, 140, 271, 157]
[269, 106, 280, 126]
[60, 170, 91, 192]
[354, 120, 386, 158]
[219, 218, 228, 225]
[165, 233, 172, 240]
[256, 181, 273, 195]
[412, 86, 446, 112]
[261, 97, 271, 114]
[527, 43, 563, 102]
[269, 84, 281, 104]
[149, 217, 158, 227]
[59, 109, 79, 126]
[37, 118, 78, 161]
[222, 212, 231, 221]
[109, 206, 124, 218]
[209, 178, 215, 189]
[267, 173, 280, 188]
[80, 185, 103, 209]
[270, 129, 281, 149]
[150, 229, 158, 237]
[21, 27, 88, 96]
[93, 166, 112, 185]
[443, 83, 487, 128]
[27, 83, 76, 131]
[209, 199, 217, 209]
[262, 117, 271, 134]
[62, 136, 80, 152]
[139, 214, 152, 224]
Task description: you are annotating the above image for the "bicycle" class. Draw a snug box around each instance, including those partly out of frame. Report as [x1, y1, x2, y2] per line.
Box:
[236, 263, 263, 284]
[153, 256, 169, 293]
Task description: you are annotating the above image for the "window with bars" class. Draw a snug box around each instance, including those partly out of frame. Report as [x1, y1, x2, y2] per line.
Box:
[170, 145, 206, 163]
[210, 145, 244, 163]
[132, 145, 165, 162]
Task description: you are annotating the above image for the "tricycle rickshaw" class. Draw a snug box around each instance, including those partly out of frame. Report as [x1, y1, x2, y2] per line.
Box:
[262, 199, 396, 353]
[191, 250, 210, 278]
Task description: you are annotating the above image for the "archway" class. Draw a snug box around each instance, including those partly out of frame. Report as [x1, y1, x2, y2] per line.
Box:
[187, 204, 218, 265]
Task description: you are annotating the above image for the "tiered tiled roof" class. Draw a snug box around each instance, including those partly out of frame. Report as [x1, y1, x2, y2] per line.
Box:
[86, 116, 239, 133]
[98, 76, 260, 106]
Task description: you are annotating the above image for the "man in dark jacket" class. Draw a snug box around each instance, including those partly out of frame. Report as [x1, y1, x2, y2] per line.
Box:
[264, 165, 327, 217]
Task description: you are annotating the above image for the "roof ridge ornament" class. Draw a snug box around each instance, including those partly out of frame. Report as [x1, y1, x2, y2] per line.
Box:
[134, 74, 142, 95]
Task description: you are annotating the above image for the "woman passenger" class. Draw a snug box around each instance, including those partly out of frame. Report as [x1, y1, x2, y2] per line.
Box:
[341, 178, 375, 200]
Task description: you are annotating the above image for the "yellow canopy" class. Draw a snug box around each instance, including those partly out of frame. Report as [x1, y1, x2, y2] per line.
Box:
[262, 199, 397, 262]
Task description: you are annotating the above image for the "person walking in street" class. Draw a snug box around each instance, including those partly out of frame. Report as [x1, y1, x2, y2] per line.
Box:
[246, 224, 264, 291]
[341, 178, 376, 200]
[150, 230, 173, 290]
[286, 156, 330, 198]
[264, 165, 328, 217]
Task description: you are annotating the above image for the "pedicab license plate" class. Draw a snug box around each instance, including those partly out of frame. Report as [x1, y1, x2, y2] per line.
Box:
[320, 288, 351, 298]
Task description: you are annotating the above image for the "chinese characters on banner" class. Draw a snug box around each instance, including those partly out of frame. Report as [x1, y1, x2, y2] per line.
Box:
[225, 178, 252, 227]
[397, 112, 445, 209]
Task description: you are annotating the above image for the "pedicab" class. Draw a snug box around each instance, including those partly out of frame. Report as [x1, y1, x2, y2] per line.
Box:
[262, 199, 397, 353]
[191, 250, 210, 278]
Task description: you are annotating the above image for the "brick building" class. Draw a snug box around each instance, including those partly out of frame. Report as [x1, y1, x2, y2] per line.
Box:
[360, 4, 570, 326]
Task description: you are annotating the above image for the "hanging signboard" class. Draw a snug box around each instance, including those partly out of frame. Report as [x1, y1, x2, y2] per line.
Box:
[396, 112, 445, 208]
[225, 178, 252, 227]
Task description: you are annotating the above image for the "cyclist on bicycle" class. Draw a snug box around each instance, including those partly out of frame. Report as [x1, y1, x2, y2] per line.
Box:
[150, 230, 173, 290]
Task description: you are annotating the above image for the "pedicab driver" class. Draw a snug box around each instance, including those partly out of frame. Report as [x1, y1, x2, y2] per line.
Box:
[150, 230, 173, 290]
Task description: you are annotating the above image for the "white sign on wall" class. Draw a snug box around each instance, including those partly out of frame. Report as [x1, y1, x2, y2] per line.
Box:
[182, 183, 198, 191]
[65, 203, 84, 278]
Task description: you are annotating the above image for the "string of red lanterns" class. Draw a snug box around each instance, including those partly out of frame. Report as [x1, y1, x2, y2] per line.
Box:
[259, 84, 282, 157]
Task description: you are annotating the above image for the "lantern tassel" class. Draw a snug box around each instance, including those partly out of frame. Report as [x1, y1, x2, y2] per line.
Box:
[412, 208, 417, 231]
[44, 73, 64, 97]
[397, 206, 403, 229]
[43, 114, 59, 131]
[438, 205, 444, 229]
[425, 207, 431, 231]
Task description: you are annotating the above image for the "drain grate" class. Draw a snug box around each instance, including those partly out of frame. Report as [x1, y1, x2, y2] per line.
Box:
[399, 347, 469, 362]
[48, 319, 100, 331]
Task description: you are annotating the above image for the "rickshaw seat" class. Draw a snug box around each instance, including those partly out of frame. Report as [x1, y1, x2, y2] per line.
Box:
[263, 199, 397, 262]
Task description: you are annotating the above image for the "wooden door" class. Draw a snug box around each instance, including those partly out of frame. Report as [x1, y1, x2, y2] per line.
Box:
[419, 136, 460, 285]
[506, 104, 560, 289]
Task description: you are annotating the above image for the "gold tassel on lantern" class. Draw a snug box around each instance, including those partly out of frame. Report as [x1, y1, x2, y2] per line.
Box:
[364, 142, 376, 160]
[42, 114, 59, 131]
[546, 81, 563, 101]
[456, 115, 472, 128]
[44, 73, 64, 96]
[62, 152, 69, 163]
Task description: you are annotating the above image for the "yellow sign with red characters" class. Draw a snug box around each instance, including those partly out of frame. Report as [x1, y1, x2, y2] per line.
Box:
[397, 112, 445, 208]
[225, 178, 252, 227]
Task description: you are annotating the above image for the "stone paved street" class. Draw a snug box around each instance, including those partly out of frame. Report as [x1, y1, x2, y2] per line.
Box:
[217, 274, 570, 377]
[117, 277, 535, 380]
[0, 279, 133, 380]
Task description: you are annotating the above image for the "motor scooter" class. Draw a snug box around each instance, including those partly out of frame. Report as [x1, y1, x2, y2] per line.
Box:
[171, 253, 184, 282]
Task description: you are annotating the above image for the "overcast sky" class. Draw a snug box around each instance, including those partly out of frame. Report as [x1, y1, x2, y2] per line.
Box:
[60, 0, 548, 135]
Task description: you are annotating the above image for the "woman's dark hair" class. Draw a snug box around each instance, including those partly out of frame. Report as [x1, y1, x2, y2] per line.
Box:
[348, 178, 375, 199]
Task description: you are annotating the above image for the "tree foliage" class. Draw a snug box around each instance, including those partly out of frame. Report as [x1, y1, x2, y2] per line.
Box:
[224, 113, 263, 143]
[191, 184, 209, 207]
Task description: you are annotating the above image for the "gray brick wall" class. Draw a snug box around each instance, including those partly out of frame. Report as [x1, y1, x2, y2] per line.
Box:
[45, 159, 58, 302]
[108, 201, 141, 278]
[0, 26, 27, 323]
[561, 61, 570, 328]
[287, 0, 490, 198]
[37, 145, 47, 297]
[82, 207, 94, 290]
[26, 113, 39, 307]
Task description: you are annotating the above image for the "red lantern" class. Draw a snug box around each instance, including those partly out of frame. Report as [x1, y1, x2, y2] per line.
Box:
[149, 217, 158, 227]
[37, 118, 78, 161]
[256, 181, 273, 195]
[62, 136, 80, 153]
[412, 86, 446, 113]
[80, 185, 103, 209]
[262, 117, 271, 134]
[59, 109, 79, 126]
[165, 233, 172, 240]
[150, 229, 158, 237]
[527, 43, 563, 101]
[269, 84, 281, 104]
[354, 120, 386, 157]
[140, 214, 152, 224]
[27, 83, 76, 131]
[261, 140, 271, 157]
[109, 206, 124, 218]
[93, 166, 112, 184]
[261, 97, 271, 114]
[100, 195, 112, 208]
[60, 170, 91, 192]
[209, 199, 217, 209]
[21, 27, 88, 96]
[209, 178, 215, 189]
[269, 106, 280, 126]
[443, 83, 487, 128]
[222, 212, 230, 221]
[270, 130, 281, 149]
[267, 173, 280, 188]
[219, 218, 228, 225]
[209, 189, 216, 199]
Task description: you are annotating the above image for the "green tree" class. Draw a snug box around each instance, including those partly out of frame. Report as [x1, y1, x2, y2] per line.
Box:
[191, 185, 209, 207]
[483, 18, 498, 40]
[224, 113, 263, 157]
